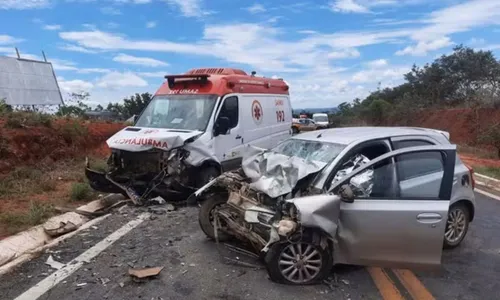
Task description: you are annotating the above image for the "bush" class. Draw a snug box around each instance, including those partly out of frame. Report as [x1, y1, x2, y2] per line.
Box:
[4, 111, 52, 128]
[0, 98, 12, 115]
[36, 177, 57, 192]
[10, 166, 43, 181]
[0, 201, 54, 232]
[70, 182, 93, 201]
[0, 135, 9, 157]
[59, 121, 88, 144]
[478, 123, 500, 158]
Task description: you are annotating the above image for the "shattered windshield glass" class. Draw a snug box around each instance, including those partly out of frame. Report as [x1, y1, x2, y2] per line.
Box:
[135, 95, 217, 131]
[272, 139, 346, 164]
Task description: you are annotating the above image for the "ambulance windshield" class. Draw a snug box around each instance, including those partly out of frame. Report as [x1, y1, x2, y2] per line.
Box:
[135, 94, 218, 131]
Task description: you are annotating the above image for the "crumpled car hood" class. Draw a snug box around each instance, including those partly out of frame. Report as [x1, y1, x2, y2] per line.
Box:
[241, 146, 326, 198]
[106, 127, 202, 152]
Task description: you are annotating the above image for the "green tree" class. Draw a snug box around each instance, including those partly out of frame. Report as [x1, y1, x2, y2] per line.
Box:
[107, 92, 153, 119]
[56, 92, 91, 117]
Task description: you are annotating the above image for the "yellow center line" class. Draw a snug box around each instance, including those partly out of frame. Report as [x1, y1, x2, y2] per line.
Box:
[367, 267, 405, 300]
[393, 269, 435, 300]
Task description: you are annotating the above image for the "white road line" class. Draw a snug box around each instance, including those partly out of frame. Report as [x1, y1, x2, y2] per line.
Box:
[476, 188, 500, 202]
[14, 213, 150, 300]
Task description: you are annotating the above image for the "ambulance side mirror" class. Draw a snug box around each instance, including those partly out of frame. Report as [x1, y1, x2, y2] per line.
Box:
[214, 116, 230, 136]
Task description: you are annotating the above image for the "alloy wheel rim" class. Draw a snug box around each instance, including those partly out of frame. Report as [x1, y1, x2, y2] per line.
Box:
[278, 243, 323, 284]
[445, 208, 466, 244]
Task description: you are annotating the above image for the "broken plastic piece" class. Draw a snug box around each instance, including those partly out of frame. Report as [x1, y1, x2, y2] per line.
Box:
[45, 255, 65, 270]
[128, 267, 164, 279]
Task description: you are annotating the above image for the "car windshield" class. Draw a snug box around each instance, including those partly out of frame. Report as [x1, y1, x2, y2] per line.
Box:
[314, 115, 328, 122]
[272, 138, 346, 163]
[135, 94, 217, 131]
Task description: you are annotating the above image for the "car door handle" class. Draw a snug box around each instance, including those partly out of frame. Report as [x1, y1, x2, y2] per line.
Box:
[235, 135, 242, 139]
[416, 213, 442, 224]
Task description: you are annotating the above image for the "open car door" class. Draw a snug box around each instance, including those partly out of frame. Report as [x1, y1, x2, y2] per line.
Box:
[329, 145, 456, 269]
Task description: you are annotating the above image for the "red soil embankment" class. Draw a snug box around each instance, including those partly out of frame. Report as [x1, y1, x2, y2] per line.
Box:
[0, 119, 125, 174]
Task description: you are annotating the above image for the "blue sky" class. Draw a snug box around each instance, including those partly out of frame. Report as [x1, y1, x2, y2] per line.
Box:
[1, 0, 500, 108]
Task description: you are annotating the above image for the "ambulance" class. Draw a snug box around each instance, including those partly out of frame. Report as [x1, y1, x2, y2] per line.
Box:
[85, 68, 292, 204]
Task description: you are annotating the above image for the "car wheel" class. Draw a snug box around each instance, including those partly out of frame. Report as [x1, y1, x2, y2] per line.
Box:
[264, 239, 333, 285]
[292, 127, 299, 134]
[198, 194, 230, 242]
[195, 166, 220, 188]
[444, 203, 470, 249]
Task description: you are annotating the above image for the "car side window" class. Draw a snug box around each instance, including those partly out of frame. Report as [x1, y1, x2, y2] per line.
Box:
[396, 151, 444, 181]
[337, 150, 445, 199]
[218, 96, 238, 129]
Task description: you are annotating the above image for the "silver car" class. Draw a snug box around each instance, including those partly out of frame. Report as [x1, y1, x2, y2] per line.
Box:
[192, 126, 476, 285]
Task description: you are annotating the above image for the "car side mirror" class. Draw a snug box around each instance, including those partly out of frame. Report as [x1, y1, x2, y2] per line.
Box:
[214, 116, 230, 136]
[133, 115, 138, 123]
[338, 184, 355, 203]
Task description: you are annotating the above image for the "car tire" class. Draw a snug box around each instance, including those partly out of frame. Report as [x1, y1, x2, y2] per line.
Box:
[264, 235, 333, 285]
[195, 166, 220, 188]
[198, 194, 230, 242]
[292, 127, 299, 134]
[443, 203, 470, 249]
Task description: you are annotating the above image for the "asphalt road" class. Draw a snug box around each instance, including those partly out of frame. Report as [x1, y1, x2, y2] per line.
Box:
[1, 191, 499, 300]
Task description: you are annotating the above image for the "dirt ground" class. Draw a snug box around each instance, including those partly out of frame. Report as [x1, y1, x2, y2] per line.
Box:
[0, 116, 125, 237]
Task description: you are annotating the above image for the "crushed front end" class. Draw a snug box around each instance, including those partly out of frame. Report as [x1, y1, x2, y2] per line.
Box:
[86, 146, 195, 205]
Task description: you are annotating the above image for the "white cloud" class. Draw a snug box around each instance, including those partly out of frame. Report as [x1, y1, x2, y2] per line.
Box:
[146, 21, 157, 28]
[330, 0, 370, 14]
[138, 71, 168, 78]
[101, 6, 122, 15]
[43, 24, 61, 31]
[468, 37, 486, 46]
[78, 68, 111, 74]
[0, 34, 23, 45]
[97, 71, 148, 89]
[246, 3, 266, 14]
[366, 59, 388, 68]
[396, 36, 453, 56]
[164, 0, 206, 17]
[59, 79, 94, 94]
[327, 48, 360, 59]
[59, 44, 98, 53]
[0, 0, 51, 9]
[410, 0, 500, 42]
[351, 65, 410, 83]
[113, 53, 168, 67]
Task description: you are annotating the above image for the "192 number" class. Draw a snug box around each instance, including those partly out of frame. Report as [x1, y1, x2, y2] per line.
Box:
[276, 110, 285, 122]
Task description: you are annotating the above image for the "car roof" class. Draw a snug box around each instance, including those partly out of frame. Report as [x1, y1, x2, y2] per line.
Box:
[294, 126, 449, 145]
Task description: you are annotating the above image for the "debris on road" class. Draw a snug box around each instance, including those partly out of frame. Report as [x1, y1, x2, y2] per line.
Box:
[149, 196, 166, 205]
[45, 255, 65, 270]
[128, 267, 164, 279]
[76, 283, 87, 287]
[44, 221, 78, 237]
[43, 212, 89, 238]
[148, 204, 176, 215]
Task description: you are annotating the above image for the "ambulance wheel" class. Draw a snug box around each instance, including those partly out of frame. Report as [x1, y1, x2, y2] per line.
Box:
[195, 166, 220, 188]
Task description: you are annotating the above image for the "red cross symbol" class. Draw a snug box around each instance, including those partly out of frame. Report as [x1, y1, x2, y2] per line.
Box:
[253, 105, 261, 120]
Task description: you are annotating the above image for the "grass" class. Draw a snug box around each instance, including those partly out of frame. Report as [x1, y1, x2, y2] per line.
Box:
[59, 121, 88, 144]
[475, 166, 500, 180]
[0, 201, 55, 234]
[458, 144, 498, 159]
[4, 111, 52, 129]
[70, 182, 94, 201]
[88, 157, 108, 173]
